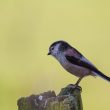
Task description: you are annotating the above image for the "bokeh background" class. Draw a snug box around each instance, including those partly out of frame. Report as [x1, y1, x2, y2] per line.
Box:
[0, 0, 110, 110]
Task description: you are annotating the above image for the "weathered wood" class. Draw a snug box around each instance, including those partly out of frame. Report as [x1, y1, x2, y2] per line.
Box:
[17, 84, 83, 110]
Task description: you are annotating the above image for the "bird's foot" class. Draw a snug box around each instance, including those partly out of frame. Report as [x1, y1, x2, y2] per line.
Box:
[67, 84, 81, 91]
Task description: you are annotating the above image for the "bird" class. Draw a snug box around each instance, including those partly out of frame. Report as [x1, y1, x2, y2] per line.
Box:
[47, 40, 110, 85]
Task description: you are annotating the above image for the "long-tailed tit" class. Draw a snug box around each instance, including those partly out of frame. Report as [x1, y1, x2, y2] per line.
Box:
[48, 40, 110, 85]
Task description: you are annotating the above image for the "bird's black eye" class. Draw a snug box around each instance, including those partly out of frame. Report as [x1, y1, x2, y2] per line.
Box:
[51, 47, 54, 50]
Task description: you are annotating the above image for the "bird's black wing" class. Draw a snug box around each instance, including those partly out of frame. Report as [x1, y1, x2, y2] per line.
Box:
[65, 55, 110, 81]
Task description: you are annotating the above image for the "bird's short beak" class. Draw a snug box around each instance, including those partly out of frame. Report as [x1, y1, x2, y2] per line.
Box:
[47, 52, 51, 55]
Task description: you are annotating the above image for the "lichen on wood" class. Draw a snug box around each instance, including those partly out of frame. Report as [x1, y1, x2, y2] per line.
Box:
[17, 84, 83, 110]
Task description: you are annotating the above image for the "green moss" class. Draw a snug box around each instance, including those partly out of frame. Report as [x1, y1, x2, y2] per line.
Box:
[17, 84, 83, 110]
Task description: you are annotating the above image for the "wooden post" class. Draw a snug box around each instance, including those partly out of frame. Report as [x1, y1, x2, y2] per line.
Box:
[17, 84, 83, 110]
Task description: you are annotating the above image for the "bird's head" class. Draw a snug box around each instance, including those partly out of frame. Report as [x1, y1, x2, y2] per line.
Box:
[48, 40, 71, 57]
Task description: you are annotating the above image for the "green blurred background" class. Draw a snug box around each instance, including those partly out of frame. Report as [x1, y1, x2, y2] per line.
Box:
[0, 0, 110, 110]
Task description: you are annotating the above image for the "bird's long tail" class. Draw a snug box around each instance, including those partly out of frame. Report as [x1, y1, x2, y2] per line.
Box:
[93, 70, 110, 82]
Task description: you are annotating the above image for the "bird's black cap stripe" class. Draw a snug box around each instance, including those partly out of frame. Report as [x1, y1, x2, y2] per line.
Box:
[50, 40, 71, 51]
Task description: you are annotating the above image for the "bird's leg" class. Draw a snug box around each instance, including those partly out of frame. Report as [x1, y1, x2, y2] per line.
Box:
[75, 77, 83, 86]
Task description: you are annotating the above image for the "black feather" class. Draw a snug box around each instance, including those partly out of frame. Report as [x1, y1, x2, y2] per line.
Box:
[66, 55, 110, 81]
